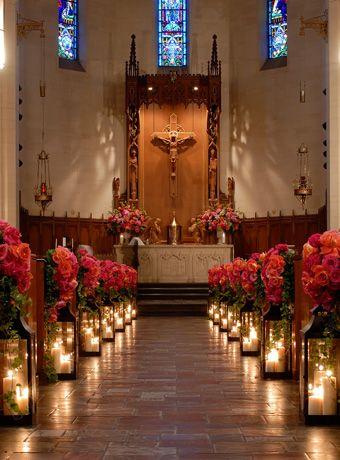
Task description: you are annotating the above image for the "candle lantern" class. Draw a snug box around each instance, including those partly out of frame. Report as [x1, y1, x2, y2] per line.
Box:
[227, 304, 241, 341]
[213, 303, 220, 326]
[114, 303, 125, 332]
[300, 308, 339, 425]
[0, 315, 37, 425]
[101, 306, 115, 342]
[131, 298, 138, 320]
[79, 310, 101, 357]
[219, 302, 228, 332]
[240, 301, 261, 356]
[261, 304, 292, 379]
[207, 299, 214, 320]
[124, 302, 133, 326]
[51, 306, 77, 380]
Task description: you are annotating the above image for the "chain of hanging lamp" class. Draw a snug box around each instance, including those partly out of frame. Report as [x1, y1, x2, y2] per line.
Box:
[34, 27, 53, 215]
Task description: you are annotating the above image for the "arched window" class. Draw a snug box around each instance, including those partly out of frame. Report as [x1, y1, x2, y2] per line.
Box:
[158, 0, 187, 67]
[58, 0, 78, 60]
[268, 0, 287, 59]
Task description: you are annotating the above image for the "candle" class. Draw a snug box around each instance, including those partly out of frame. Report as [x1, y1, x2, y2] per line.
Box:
[277, 347, 286, 372]
[55, 238, 58, 248]
[308, 384, 324, 415]
[91, 337, 99, 352]
[132, 308, 137, 319]
[62, 237, 67, 247]
[314, 365, 325, 386]
[266, 348, 279, 373]
[323, 373, 337, 415]
[243, 338, 251, 352]
[214, 313, 220, 324]
[222, 231, 226, 244]
[221, 318, 228, 330]
[84, 327, 94, 352]
[15, 384, 29, 414]
[119, 233, 124, 245]
[51, 343, 62, 373]
[115, 317, 124, 330]
[60, 354, 72, 374]
[3, 370, 16, 415]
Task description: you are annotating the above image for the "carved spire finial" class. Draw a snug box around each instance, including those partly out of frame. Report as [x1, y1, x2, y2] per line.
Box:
[209, 34, 220, 76]
[127, 34, 139, 77]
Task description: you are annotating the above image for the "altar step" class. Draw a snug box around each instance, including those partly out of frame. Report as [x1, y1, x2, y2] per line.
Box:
[137, 284, 208, 316]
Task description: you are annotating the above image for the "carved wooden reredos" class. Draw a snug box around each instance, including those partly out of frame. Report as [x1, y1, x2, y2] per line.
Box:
[125, 34, 222, 238]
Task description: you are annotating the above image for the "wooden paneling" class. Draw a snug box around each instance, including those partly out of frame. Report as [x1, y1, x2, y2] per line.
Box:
[20, 207, 326, 258]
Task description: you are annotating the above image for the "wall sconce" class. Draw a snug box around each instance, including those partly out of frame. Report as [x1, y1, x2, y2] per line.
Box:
[0, 0, 5, 70]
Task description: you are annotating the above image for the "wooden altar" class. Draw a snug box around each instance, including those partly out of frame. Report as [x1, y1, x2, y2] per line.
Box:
[123, 34, 222, 241]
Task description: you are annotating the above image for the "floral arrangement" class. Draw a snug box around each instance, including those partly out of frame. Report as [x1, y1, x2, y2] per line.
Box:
[108, 204, 148, 237]
[261, 244, 295, 307]
[45, 246, 79, 322]
[195, 205, 241, 234]
[0, 220, 32, 336]
[241, 254, 265, 307]
[98, 260, 137, 303]
[302, 230, 340, 311]
[77, 249, 101, 310]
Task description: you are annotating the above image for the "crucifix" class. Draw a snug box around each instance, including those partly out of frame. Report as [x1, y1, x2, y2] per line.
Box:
[152, 113, 196, 199]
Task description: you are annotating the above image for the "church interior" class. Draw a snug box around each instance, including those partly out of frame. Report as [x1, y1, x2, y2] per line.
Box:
[0, 0, 339, 458]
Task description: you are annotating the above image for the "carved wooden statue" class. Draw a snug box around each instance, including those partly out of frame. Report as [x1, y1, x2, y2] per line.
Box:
[188, 218, 206, 244]
[112, 177, 120, 209]
[227, 177, 235, 209]
[129, 146, 138, 201]
[209, 148, 218, 201]
[142, 217, 162, 244]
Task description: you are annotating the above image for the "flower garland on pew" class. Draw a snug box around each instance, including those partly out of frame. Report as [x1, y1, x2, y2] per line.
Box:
[43, 246, 79, 382]
[261, 244, 295, 345]
[302, 230, 340, 336]
[0, 220, 33, 414]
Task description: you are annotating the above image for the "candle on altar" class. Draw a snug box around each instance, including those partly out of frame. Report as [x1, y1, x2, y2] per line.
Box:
[51, 342, 62, 373]
[308, 384, 324, 415]
[60, 354, 72, 374]
[119, 233, 124, 245]
[266, 348, 279, 372]
[322, 371, 337, 415]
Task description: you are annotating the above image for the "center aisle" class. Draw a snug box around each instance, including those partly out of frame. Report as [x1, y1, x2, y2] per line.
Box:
[2, 317, 340, 459]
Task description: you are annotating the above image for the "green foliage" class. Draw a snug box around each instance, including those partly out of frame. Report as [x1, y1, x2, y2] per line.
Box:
[43, 350, 58, 384]
[3, 390, 21, 415]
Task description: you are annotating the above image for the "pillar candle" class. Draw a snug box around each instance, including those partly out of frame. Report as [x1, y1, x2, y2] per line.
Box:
[2, 371, 16, 415]
[84, 328, 94, 352]
[51, 344, 62, 373]
[60, 354, 72, 374]
[266, 349, 279, 373]
[308, 386, 324, 415]
[15, 384, 29, 414]
[323, 376, 337, 415]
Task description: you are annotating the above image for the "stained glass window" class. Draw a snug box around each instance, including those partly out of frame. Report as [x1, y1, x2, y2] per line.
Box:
[58, 0, 78, 60]
[158, 0, 187, 67]
[268, 0, 287, 59]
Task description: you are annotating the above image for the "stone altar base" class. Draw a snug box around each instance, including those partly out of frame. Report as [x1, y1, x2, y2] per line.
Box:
[114, 244, 234, 315]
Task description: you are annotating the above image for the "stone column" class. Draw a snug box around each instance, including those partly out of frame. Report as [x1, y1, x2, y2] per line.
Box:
[0, 0, 18, 226]
[328, 0, 340, 229]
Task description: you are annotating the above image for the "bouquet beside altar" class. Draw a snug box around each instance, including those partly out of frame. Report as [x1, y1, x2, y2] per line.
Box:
[107, 204, 148, 238]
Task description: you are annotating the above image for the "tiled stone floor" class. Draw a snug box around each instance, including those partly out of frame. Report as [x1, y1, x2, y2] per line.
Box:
[1, 317, 340, 460]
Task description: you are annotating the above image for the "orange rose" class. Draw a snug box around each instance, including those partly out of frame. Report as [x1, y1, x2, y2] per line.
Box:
[302, 242, 317, 259]
[312, 265, 329, 286]
[17, 243, 31, 261]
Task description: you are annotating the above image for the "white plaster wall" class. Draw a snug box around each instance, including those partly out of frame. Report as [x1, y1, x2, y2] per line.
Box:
[229, 0, 327, 217]
[18, 0, 230, 218]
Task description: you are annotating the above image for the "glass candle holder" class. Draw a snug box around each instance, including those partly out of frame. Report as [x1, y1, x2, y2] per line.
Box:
[213, 303, 220, 326]
[50, 306, 77, 380]
[124, 302, 133, 326]
[219, 303, 228, 332]
[240, 301, 261, 356]
[0, 315, 37, 425]
[114, 303, 125, 332]
[300, 308, 339, 425]
[101, 306, 115, 342]
[227, 304, 241, 341]
[79, 309, 101, 357]
[261, 303, 292, 379]
[131, 299, 138, 320]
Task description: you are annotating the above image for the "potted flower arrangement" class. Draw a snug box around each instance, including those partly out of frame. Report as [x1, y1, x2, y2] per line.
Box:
[0, 220, 36, 424]
[194, 205, 242, 244]
[225, 258, 247, 340]
[260, 244, 295, 378]
[44, 246, 79, 381]
[208, 263, 232, 328]
[300, 230, 339, 424]
[77, 249, 101, 357]
[108, 203, 148, 242]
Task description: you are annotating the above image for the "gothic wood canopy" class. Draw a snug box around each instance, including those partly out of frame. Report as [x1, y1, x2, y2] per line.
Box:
[125, 34, 222, 206]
